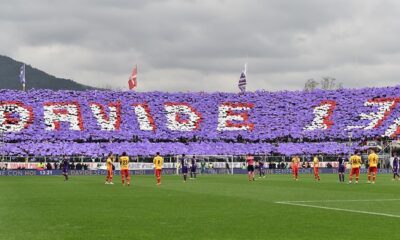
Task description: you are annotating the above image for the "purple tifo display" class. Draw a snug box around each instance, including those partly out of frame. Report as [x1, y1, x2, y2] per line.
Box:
[0, 85, 399, 156]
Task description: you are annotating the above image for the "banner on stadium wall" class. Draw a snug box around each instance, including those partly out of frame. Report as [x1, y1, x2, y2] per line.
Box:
[1, 87, 400, 155]
[1, 88, 400, 139]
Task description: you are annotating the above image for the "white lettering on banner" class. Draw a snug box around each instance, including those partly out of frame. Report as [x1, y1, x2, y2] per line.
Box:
[132, 104, 156, 131]
[0, 102, 33, 132]
[90, 102, 121, 131]
[347, 98, 398, 131]
[164, 103, 202, 131]
[43, 102, 83, 131]
[2, 99, 400, 137]
[217, 103, 254, 131]
[304, 101, 336, 131]
[385, 117, 400, 137]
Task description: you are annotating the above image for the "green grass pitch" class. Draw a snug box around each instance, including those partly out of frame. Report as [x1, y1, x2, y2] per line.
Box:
[1, 173, 399, 240]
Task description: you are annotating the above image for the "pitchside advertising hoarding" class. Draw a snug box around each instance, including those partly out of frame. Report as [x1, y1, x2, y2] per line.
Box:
[0, 161, 360, 171]
[0, 168, 394, 176]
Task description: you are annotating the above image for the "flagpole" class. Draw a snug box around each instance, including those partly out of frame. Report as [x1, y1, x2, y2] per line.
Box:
[22, 64, 26, 92]
[136, 64, 138, 89]
[245, 52, 248, 75]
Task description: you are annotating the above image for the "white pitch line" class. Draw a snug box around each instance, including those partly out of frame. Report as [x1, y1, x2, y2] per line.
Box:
[275, 201, 400, 218]
[280, 199, 400, 203]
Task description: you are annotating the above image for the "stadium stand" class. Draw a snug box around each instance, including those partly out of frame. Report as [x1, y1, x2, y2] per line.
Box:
[0, 86, 399, 156]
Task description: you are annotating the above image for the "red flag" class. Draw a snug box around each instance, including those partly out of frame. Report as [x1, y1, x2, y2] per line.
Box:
[128, 65, 137, 90]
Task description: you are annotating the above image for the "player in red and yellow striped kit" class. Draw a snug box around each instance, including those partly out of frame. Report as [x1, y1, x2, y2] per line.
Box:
[291, 155, 300, 181]
[349, 152, 362, 184]
[153, 152, 164, 186]
[313, 155, 320, 181]
[367, 149, 379, 184]
[119, 152, 130, 186]
[105, 153, 114, 185]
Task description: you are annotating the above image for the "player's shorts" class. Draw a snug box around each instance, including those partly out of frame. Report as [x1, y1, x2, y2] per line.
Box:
[155, 169, 162, 176]
[350, 168, 360, 176]
[393, 167, 398, 174]
[182, 166, 188, 174]
[313, 167, 319, 172]
[190, 166, 197, 172]
[63, 168, 69, 174]
[368, 166, 378, 174]
[107, 169, 113, 176]
[247, 165, 254, 172]
[338, 165, 345, 173]
[121, 169, 129, 177]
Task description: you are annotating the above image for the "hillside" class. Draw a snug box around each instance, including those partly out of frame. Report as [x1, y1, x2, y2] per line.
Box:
[0, 55, 96, 90]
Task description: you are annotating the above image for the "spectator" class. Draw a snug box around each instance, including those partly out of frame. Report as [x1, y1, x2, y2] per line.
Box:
[225, 160, 230, 174]
[46, 162, 52, 170]
[280, 162, 285, 169]
[37, 161, 45, 170]
[76, 162, 82, 170]
[201, 160, 206, 174]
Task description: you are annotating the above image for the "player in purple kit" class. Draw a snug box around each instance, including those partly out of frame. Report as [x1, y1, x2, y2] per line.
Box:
[180, 154, 189, 182]
[393, 153, 399, 180]
[258, 160, 266, 178]
[62, 156, 69, 181]
[337, 154, 346, 182]
[190, 155, 197, 179]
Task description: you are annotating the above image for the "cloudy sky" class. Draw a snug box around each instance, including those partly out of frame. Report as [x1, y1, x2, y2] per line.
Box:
[1, 0, 399, 92]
